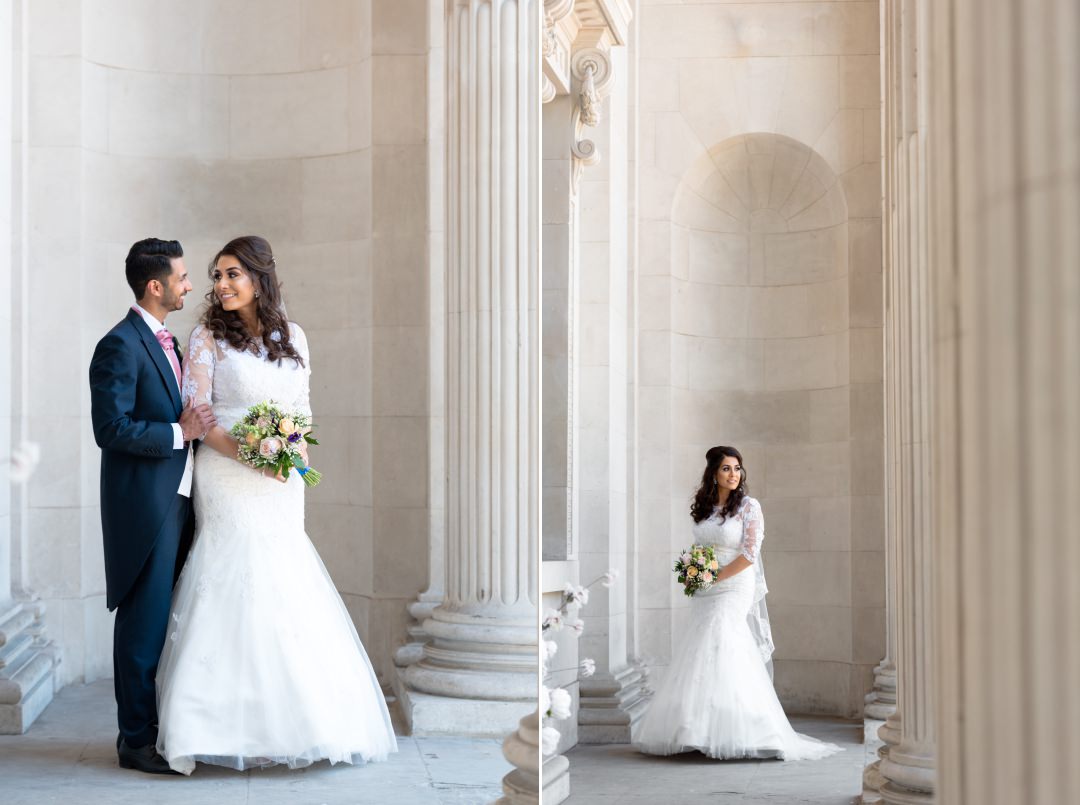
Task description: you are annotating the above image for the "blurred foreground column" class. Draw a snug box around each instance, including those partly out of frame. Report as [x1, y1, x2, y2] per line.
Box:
[928, 1, 1080, 803]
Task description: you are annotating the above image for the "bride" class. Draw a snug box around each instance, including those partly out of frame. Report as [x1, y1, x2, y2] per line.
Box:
[155, 235, 398, 774]
[633, 445, 840, 761]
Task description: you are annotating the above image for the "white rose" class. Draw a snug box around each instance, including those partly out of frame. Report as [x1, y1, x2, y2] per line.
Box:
[549, 687, 572, 720]
[600, 569, 619, 588]
[542, 608, 563, 630]
[542, 640, 559, 664]
[541, 726, 562, 756]
[580, 658, 596, 677]
[540, 686, 551, 717]
[563, 582, 589, 606]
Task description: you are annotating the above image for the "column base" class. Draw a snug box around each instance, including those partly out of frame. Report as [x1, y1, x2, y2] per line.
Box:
[864, 659, 897, 720]
[540, 754, 570, 804]
[496, 711, 541, 805]
[396, 684, 534, 738]
[880, 781, 934, 804]
[392, 592, 443, 669]
[0, 601, 61, 735]
[577, 662, 650, 743]
[861, 715, 888, 803]
[879, 744, 935, 803]
[863, 761, 888, 804]
[398, 605, 536, 737]
[878, 710, 902, 747]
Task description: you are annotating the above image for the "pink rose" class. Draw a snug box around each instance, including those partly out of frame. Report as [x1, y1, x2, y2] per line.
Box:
[259, 437, 282, 458]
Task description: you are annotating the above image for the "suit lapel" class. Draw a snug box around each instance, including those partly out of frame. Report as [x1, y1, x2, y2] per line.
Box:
[126, 309, 182, 414]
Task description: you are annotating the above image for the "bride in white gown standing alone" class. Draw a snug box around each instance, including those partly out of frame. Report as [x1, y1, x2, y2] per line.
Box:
[633, 445, 840, 761]
[155, 235, 398, 774]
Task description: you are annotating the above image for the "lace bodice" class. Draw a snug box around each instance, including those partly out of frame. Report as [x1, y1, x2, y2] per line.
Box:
[691, 496, 764, 564]
[181, 323, 311, 430]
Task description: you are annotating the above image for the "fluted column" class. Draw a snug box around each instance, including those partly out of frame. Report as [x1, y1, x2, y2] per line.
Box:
[876, 2, 936, 802]
[862, 1, 903, 799]
[863, 0, 899, 732]
[402, 0, 539, 739]
[929, 1, 1080, 803]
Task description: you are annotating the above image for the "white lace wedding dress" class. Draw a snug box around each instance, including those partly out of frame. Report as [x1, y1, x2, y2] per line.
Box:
[633, 497, 841, 761]
[155, 323, 398, 775]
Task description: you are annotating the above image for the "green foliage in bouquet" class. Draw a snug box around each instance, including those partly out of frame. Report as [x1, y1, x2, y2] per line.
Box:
[230, 400, 322, 486]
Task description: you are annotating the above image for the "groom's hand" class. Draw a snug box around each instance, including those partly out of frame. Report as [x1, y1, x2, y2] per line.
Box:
[179, 403, 216, 441]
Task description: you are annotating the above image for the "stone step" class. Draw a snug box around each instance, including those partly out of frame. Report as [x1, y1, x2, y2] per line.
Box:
[0, 651, 55, 705]
[0, 633, 34, 674]
[0, 605, 33, 648]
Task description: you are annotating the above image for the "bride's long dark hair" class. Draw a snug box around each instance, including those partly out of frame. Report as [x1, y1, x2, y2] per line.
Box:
[200, 235, 304, 367]
[690, 445, 748, 523]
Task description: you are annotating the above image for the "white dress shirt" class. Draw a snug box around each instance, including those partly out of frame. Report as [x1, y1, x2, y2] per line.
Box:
[133, 304, 193, 498]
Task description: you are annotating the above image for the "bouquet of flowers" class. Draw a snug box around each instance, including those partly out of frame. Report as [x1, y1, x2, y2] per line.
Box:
[230, 400, 322, 486]
[674, 544, 720, 597]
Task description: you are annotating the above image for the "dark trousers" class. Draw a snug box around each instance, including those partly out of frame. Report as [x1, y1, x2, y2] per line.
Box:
[113, 493, 193, 748]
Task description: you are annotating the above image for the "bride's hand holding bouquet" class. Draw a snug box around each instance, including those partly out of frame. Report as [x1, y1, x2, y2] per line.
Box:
[230, 400, 322, 486]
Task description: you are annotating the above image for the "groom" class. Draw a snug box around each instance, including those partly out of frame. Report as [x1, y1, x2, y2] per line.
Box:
[89, 238, 215, 774]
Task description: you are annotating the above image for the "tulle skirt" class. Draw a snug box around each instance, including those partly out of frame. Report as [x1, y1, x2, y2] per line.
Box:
[633, 563, 840, 761]
[155, 449, 398, 775]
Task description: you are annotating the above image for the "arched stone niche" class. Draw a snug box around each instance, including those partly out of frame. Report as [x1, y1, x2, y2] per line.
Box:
[640, 132, 873, 716]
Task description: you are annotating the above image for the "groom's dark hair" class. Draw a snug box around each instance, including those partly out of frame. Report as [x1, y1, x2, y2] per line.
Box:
[126, 238, 184, 300]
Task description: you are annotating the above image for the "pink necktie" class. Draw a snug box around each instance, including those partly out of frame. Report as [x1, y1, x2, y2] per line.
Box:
[156, 328, 182, 390]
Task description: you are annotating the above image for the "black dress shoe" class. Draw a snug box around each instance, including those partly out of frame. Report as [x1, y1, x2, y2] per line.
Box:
[117, 727, 158, 752]
[118, 738, 181, 775]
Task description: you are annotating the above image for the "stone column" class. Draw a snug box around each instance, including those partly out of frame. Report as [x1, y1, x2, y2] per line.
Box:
[570, 39, 648, 746]
[0, 0, 59, 734]
[875, 2, 936, 802]
[401, 0, 539, 739]
[928, 1, 1080, 803]
[861, 1, 902, 798]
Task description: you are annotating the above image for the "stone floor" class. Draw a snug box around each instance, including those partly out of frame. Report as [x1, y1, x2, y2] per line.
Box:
[564, 717, 865, 804]
[0, 680, 511, 805]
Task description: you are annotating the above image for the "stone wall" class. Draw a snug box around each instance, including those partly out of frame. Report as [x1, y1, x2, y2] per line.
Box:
[4, 0, 435, 688]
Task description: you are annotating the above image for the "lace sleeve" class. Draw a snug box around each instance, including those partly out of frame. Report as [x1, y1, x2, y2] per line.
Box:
[739, 498, 764, 563]
[290, 322, 312, 417]
[181, 325, 217, 408]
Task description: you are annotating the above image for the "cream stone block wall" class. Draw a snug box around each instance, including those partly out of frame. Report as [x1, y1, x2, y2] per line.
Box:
[8, 0, 440, 688]
[633, 0, 883, 717]
[366, 0, 432, 678]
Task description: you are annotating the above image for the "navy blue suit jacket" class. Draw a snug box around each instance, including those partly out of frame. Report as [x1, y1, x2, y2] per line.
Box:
[90, 308, 189, 611]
